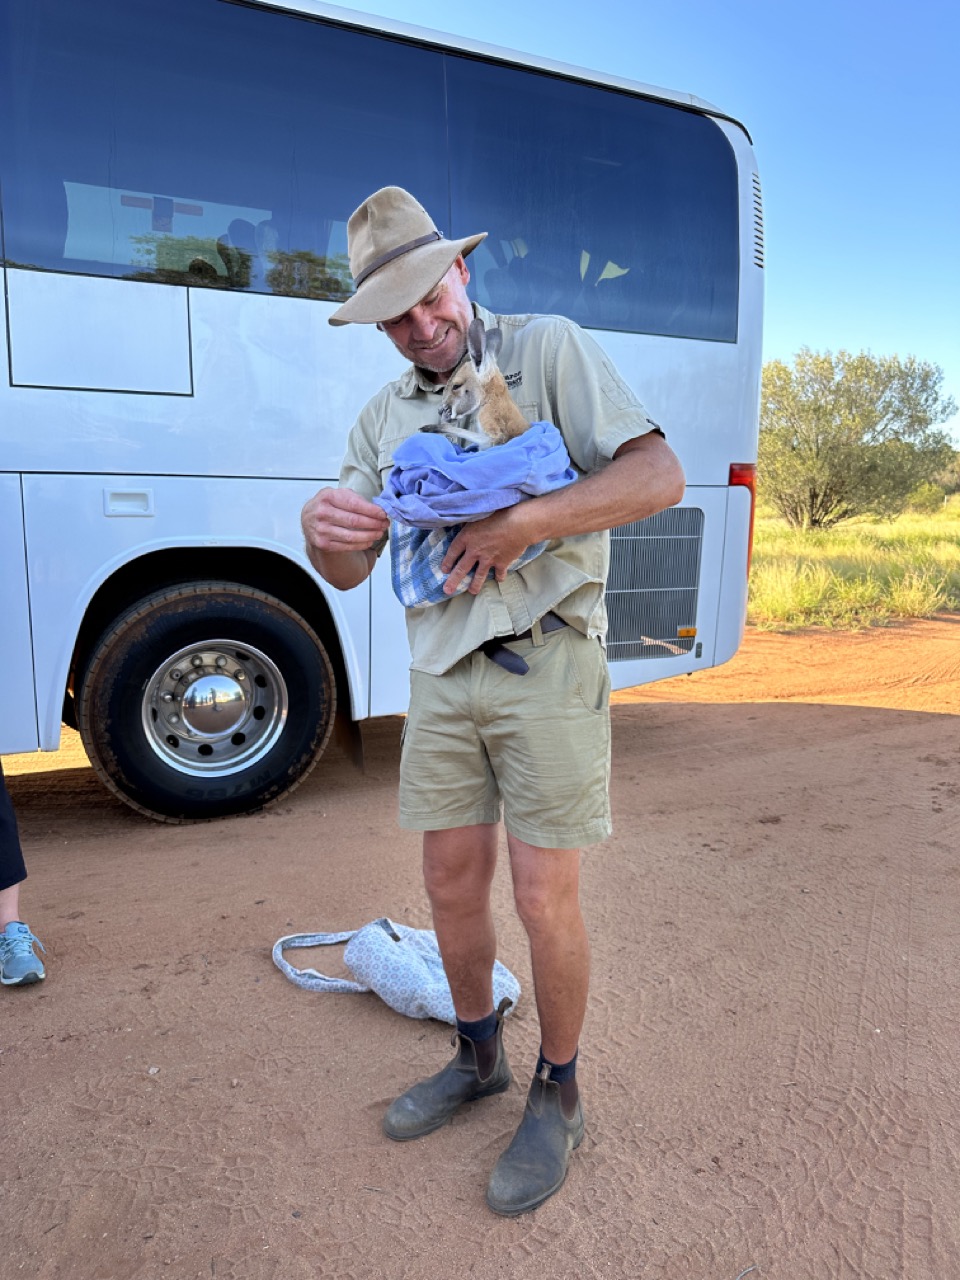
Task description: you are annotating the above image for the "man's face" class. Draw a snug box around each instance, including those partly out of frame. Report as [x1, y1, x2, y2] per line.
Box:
[378, 257, 474, 382]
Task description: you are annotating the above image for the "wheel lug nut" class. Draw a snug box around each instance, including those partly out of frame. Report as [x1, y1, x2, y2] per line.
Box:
[170, 669, 182, 680]
[234, 670, 245, 681]
[161, 692, 174, 703]
[191, 655, 203, 668]
[169, 713, 180, 724]
[215, 656, 227, 668]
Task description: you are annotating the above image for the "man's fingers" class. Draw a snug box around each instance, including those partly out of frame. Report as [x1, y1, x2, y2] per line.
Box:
[442, 553, 495, 596]
[440, 531, 466, 576]
[301, 486, 388, 554]
[467, 561, 494, 595]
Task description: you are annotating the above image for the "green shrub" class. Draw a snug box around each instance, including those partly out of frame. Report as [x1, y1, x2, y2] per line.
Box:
[906, 482, 947, 514]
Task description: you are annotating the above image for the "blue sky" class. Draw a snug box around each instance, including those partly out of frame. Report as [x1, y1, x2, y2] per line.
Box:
[336, 0, 959, 438]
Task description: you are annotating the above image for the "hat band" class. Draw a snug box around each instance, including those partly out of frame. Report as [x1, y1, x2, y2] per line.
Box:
[353, 230, 444, 289]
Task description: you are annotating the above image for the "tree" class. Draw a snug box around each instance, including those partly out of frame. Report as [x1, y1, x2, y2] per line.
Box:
[759, 349, 956, 528]
[933, 448, 960, 495]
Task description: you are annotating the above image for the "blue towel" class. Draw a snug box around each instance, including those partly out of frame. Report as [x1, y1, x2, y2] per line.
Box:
[374, 422, 577, 528]
[373, 423, 577, 608]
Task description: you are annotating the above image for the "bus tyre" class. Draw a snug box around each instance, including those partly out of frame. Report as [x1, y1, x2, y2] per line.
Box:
[77, 582, 337, 822]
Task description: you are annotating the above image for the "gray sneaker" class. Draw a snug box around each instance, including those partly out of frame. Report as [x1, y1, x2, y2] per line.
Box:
[0, 921, 46, 986]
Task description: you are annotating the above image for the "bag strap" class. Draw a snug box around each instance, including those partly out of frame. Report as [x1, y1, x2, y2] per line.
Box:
[272, 931, 369, 993]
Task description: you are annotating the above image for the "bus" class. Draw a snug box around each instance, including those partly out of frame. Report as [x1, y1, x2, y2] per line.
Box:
[0, 0, 762, 821]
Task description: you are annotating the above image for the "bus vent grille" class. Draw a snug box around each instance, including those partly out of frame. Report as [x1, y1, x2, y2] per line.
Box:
[605, 507, 704, 661]
[752, 173, 765, 268]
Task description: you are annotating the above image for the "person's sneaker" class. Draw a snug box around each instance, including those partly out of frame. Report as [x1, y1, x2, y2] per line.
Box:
[0, 921, 46, 986]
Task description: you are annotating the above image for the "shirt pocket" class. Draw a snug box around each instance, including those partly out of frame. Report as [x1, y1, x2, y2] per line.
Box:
[378, 436, 407, 485]
[514, 401, 542, 425]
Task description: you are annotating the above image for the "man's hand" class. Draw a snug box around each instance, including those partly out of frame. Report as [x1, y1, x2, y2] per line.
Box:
[440, 507, 532, 596]
[301, 487, 389, 554]
[437, 431, 685, 598]
[301, 488, 389, 590]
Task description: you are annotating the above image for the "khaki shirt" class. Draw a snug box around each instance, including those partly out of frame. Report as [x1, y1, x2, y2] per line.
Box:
[339, 304, 660, 675]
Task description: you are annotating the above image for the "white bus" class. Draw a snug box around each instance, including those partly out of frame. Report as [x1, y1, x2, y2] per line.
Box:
[0, 0, 762, 821]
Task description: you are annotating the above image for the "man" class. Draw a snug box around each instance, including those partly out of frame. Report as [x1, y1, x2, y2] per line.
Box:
[0, 761, 47, 986]
[301, 187, 684, 1215]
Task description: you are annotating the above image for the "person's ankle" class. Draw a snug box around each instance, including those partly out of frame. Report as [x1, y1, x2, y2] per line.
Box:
[457, 1011, 499, 1079]
[536, 1047, 580, 1118]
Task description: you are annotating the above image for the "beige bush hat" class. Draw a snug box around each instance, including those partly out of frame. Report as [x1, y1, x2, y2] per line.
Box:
[328, 186, 486, 327]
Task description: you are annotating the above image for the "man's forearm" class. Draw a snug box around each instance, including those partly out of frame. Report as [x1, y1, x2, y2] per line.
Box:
[510, 433, 685, 545]
[307, 545, 378, 590]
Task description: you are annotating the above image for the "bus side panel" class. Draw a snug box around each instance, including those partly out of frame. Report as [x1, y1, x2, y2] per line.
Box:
[20, 473, 372, 749]
[712, 484, 752, 669]
[368, 546, 410, 718]
[7, 270, 192, 393]
[0, 474, 41, 752]
[2, 272, 401, 484]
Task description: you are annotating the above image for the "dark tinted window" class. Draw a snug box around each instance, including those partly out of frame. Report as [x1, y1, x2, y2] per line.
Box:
[448, 57, 739, 341]
[0, 0, 446, 299]
[1, 0, 739, 338]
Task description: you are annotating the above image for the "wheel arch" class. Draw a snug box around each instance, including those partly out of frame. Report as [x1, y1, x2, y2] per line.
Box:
[66, 546, 359, 727]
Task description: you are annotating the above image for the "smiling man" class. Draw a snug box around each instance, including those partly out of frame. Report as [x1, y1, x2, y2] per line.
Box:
[301, 186, 684, 1216]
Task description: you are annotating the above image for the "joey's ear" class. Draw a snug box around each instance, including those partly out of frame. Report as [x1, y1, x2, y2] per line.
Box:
[467, 316, 486, 368]
[484, 327, 503, 363]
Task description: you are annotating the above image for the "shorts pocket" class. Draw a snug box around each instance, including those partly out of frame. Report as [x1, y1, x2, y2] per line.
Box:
[565, 631, 611, 714]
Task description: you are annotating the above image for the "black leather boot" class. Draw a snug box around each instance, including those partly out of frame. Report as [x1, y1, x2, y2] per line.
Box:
[485, 1065, 585, 1215]
[382, 997, 513, 1141]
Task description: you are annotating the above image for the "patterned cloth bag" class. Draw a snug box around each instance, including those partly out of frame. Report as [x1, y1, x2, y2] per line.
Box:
[272, 918, 520, 1024]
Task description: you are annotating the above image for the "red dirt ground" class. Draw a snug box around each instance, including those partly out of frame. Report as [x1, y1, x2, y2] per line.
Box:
[3, 619, 959, 1279]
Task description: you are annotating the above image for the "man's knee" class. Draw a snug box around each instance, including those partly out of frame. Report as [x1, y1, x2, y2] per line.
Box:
[512, 861, 582, 935]
[423, 826, 497, 908]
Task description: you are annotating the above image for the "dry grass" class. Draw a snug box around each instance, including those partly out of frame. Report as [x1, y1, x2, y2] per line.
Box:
[748, 499, 960, 629]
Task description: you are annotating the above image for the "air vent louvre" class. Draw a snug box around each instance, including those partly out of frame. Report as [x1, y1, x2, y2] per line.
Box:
[752, 173, 764, 268]
[605, 507, 704, 661]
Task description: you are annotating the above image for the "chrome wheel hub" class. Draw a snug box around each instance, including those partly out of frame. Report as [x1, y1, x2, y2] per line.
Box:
[143, 641, 288, 776]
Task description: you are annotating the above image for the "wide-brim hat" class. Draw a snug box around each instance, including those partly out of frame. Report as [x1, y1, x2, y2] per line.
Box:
[328, 186, 486, 326]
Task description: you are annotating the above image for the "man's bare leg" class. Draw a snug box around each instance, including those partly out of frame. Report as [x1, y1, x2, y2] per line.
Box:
[382, 823, 508, 1141]
[422, 823, 499, 1020]
[486, 835, 588, 1216]
[506, 835, 589, 1065]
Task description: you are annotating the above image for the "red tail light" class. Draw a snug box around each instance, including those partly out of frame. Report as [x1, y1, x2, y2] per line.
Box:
[729, 462, 757, 576]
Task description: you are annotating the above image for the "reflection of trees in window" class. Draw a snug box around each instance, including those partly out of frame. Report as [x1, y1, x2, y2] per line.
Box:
[127, 233, 229, 286]
[265, 250, 353, 301]
[123, 236, 353, 299]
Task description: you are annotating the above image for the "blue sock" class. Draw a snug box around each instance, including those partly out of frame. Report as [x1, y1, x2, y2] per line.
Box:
[457, 1010, 498, 1043]
[536, 1047, 578, 1085]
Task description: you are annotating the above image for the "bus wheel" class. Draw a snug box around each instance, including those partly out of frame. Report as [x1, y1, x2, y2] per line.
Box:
[76, 582, 337, 822]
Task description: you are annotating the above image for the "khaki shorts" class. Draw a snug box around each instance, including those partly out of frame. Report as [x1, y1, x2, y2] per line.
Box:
[399, 625, 612, 849]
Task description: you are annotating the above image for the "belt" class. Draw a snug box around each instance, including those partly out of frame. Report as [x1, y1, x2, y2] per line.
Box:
[478, 611, 568, 676]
